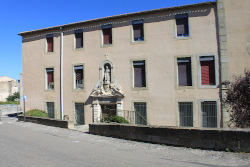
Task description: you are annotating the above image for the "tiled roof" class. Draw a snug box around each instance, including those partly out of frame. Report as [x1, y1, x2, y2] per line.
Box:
[19, 1, 216, 36]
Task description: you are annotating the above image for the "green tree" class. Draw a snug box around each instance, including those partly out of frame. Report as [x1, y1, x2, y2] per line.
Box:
[224, 70, 250, 128]
[6, 92, 20, 101]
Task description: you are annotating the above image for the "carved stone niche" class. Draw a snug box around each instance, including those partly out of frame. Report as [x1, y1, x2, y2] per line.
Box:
[90, 60, 124, 97]
[90, 60, 124, 123]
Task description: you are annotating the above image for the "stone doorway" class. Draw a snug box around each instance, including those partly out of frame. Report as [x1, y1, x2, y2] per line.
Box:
[101, 104, 116, 119]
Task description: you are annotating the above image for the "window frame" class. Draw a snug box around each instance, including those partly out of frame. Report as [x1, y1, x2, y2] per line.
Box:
[74, 102, 85, 125]
[197, 53, 219, 89]
[131, 59, 147, 90]
[72, 63, 85, 91]
[74, 29, 84, 50]
[198, 99, 220, 128]
[46, 34, 54, 53]
[131, 19, 146, 44]
[45, 67, 55, 91]
[45, 101, 56, 118]
[101, 24, 113, 46]
[174, 12, 191, 40]
[176, 99, 195, 127]
[174, 55, 194, 89]
[133, 101, 148, 125]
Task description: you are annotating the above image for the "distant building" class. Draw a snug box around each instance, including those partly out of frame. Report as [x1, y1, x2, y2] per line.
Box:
[19, 0, 250, 127]
[0, 76, 19, 101]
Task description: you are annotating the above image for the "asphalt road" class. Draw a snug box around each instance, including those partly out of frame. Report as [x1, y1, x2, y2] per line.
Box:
[0, 116, 249, 167]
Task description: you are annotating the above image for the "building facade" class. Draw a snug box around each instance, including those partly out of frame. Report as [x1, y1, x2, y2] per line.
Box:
[19, 0, 250, 127]
[0, 76, 19, 101]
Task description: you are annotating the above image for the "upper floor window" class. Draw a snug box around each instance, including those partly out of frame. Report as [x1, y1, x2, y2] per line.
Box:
[102, 24, 112, 45]
[177, 57, 192, 86]
[132, 20, 144, 42]
[46, 34, 54, 52]
[74, 65, 84, 89]
[74, 29, 83, 49]
[133, 60, 146, 88]
[175, 14, 189, 37]
[46, 68, 54, 90]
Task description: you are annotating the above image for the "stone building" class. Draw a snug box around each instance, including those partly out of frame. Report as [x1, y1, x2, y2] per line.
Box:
[19, 0, 250, 127]
[0, 76, 19, 101]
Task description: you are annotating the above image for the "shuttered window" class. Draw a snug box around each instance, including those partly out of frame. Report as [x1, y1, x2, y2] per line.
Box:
[75, 103, 84, 125]
[46, 34, 53, 52]
[74, 65, 83, 89]
[201, 101, 217, 128]
[176, 14, 189, 37]
[134, 102, 147, 125]
[179, 102, 193, 127]
[46, 102, 54, 118]
[75, 29, 83, 49]
[133, 60, 146, 87]
[46, 68, 54, 90]
[102, 25, 112, 45]
[200, 56, 215, 85]
[177, 57, 192, 86]
[132, 20, 144, 41]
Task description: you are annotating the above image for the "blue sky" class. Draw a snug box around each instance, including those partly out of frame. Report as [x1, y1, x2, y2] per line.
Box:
[0, 0, 215, 80]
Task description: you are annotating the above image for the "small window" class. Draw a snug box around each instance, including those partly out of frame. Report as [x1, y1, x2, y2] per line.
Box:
[201, 101, 217, 128]
[74, 29, 83, 49]
[200, 56, 215, 85]
[132, 20, 144, 41]
[74, 65, 84, 89]
[134, 102, 147, 125]
[46, 68, 54, 90]
[46, 34, 54, 52]
[177, 57, 192, 86]
[46, 102, 54, 118]
[75, 103, 84, 125]
[133, 60, 146, 88]
[175, 14, 189, 37]
[179, 102, 193, 127]
[102, 24, 112, 45]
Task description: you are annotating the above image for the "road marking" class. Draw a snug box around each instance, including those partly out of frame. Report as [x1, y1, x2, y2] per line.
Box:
[0, 122, 3, 124]
[8, 122, 13, 124]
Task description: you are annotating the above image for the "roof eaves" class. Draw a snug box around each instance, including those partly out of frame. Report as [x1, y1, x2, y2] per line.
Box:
[18, 1, 216, 36]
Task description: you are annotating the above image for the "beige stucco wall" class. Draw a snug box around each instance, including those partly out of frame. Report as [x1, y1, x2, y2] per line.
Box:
[224, 0, 250, 79]
[22, 4, 219, 126]
[0, 77, 19, 101]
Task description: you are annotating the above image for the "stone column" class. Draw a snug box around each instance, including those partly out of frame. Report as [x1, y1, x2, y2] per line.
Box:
[116, 97, 123, 117]
[93, 98, 101, 123]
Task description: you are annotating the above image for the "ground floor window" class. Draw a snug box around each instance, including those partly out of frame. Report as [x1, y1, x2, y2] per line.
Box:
[201, 101, 217, 128]
[46, 102, 54, 118]
[75, 103, 84, 125]
[179, 102, 193, 127]
[134, 102, 147, 125]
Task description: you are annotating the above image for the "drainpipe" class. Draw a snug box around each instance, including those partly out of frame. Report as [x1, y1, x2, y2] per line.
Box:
[60, 27, 64, 120]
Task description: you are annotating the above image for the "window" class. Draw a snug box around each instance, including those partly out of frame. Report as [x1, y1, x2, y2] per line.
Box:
[102, 24, 112, 45]
[132, 20, 144, 41]
[179, 102, 193, 127]
[177, 57, 192, 86]
[134, 102, 147, 125]
[75, 103, 84, 125]
[133, 60, 146, 88]
[46, 102, 54, 118]
[74, 65, 84, 89]
[200, 56, 215, 85]
[175, 14, 189, 37]
[74, 29, 83, 49]
[201, 101, 217, 128]
[46, 68, 54, 90]
[46, 34, 53, 52]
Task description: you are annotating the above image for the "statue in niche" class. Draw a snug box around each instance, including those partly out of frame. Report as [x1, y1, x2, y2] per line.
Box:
[103, 66, 110, 85]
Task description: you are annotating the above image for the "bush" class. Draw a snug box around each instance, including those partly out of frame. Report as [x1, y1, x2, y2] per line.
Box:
[25, 109, 48, 118]
[6, 92, 20, 102]
[224, 69, 250, 128]
[102, 115, 130, 124]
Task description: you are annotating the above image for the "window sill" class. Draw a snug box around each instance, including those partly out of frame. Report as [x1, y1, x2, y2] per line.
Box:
[73, 88, 85, 92]
[132, 87, 148, 91]
[44, 89, 55, 92]
[198, 85, 218, 89]
[174, 36, 191, 40]
[101, 44, 113, 48]
[45, 51, 55, 54]
[175, 86, 194, 90]
[130, 40, 146, 45]
[73, 47, 85, 51]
